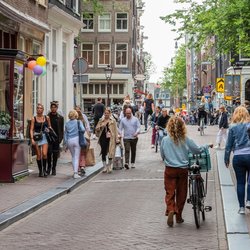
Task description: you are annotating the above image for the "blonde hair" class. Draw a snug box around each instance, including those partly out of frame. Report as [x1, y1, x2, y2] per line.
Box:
[219, 105, 226, 112]
[231, 106, 250, 124]
[36, 103, 44, 110]
[167, 116, 187, 145]
[68, 110, 78, 120]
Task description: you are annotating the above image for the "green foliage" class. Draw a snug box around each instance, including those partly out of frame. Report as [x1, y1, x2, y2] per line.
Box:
[0, 111, 11, 126]
[162, 44, 186, 97]
[160, 0, 250, 55]
[82, 0, 104, 15]
[143, 52, 156, 81]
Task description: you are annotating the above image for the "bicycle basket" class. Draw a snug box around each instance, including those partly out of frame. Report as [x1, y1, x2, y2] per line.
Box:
[188, 148, 211, 172]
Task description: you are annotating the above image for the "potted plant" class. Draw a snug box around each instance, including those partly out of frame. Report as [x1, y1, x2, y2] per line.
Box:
[0, 111, 11, 139]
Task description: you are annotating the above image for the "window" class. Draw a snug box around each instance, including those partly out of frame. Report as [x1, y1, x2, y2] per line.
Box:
[82, 13, 94, 31]
[98, 13, 111, 32]
[82, 43, 94, 66]
[113, 84, 118, 94]
[95, 84, 100, 94]
[116, 13, 128, 31]
[52, 29, 57, 63]
[66, 0, 79, 14]
[115, 44, 128, 67]
[89, 84, 93, 94]
[18, 36, 25, 51]
[101, 84, 106, 94]
[119, 84, 124, 94]
[83, 85, 87, 94]
[98, 43, 110, 66]
[45, 35, 49, 60]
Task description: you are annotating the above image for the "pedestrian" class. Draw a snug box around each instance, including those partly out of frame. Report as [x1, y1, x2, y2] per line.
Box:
[151, 106, 161, 148]
[95, 108, 119, 173]
[75, 107, 91, 175]
[30, 103, 51, 177]
[119, 107, 141, 169]
[214, 105, 229, 149]
[143, 93, 154, 131]
[92, 97, 105, 139]
[160, 116, 211, 227]
[224, 106, 250, 214]
[156, 108, 170, 146]
[64, 110, 85, 179]
[158, 99, 165, 109]
[197, 104, 207, 130]
[47, 101, 64, 176]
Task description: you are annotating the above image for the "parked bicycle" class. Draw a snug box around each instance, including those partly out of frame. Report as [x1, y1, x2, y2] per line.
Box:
[155, 126, 167, 153]
[187, 146, 213, 228]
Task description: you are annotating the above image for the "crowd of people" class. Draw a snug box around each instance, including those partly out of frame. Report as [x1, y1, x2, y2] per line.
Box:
[29, 94, 250, 226]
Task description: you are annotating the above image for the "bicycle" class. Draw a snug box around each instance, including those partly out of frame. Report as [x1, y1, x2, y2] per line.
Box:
[155, 126, 167, 153]
[187, 147, 212, 228]
[199, 117, 205, 136]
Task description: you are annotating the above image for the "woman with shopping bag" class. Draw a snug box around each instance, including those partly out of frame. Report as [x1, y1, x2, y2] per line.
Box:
[95, 108, 119, 173]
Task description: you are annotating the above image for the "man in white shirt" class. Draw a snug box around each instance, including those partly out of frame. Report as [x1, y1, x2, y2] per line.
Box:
[119, 107, 141, 169]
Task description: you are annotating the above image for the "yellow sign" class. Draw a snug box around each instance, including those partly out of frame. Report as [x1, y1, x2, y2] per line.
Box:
[224, 96, 232, 100]
[216, 78, 224, 93]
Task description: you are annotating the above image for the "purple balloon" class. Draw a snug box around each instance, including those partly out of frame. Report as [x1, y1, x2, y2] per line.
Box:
[33, 65, 43, 76]
[18, 67, 23, 75]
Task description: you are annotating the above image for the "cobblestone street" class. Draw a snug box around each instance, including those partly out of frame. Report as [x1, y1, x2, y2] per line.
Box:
[0, 125, 227, 250]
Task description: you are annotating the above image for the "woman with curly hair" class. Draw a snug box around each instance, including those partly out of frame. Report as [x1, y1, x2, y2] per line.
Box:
[224, 106, 250, 214]
[160, 116, 211, 227]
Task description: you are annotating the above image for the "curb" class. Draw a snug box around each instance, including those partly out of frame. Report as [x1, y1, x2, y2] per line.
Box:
[0, 162, 103, 231]
[216, 150, 250, 250]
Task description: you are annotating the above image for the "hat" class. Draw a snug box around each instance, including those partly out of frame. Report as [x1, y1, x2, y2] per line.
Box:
[50, 101, 59, 107]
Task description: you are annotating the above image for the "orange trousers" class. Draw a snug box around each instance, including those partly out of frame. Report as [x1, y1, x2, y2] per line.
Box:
[164, 166, 188, 219]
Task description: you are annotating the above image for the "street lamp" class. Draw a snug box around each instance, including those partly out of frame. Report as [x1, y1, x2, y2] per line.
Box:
[104, 64, 113, 107]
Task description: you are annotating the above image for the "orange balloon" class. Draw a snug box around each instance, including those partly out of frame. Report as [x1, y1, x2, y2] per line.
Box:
[28, 60, 37, 70]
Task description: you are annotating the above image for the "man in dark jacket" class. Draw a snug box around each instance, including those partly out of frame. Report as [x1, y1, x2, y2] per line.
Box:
[92, 97, 105, 139]
[47, 101, 64, 175]
[156, 108, 170, 145]
[214, 105, 228, 149]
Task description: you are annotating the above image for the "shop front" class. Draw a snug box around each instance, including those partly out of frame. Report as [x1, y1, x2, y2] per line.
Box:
[0, 49, 29, 182]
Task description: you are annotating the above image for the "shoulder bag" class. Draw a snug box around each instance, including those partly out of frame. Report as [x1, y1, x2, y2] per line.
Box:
[33, 117, 44, 141]
[78, 120, 87, 149]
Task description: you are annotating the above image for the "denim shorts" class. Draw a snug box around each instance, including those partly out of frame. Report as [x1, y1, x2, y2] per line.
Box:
[37, 133, 48, 146]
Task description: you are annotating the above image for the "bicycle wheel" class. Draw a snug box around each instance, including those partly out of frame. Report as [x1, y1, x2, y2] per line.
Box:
[155, 133, 158, 153]
[198, 179, 206, 221]
[192, 179, 201, 228]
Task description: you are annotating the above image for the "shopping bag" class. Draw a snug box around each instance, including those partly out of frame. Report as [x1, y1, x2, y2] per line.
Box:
[115, 145, 122, 158]
[85, 148, 95, 166]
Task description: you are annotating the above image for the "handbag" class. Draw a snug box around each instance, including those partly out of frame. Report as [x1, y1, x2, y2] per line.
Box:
[115, 145, 122, 158]
[85, 148, 95, 166]
[78, 120, 87, 149]
[33, 121, 44, 141]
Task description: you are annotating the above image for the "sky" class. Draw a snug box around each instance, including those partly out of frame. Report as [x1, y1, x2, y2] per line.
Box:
[141, 0, 182, 83]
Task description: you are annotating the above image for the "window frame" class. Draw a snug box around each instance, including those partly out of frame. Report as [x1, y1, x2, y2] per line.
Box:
[115, 13, 128, 32]
[98, 13, 111, 32]
[115, 43, 128, 67]
[98, 43, 111, 67]
[82, 13, 94, 32]
[81, 43, 94, 67]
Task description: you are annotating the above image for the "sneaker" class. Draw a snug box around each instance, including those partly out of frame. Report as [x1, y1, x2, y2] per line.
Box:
[73, 173, 81, 179]
[131, 163, 135, 168]
[246, 201, 250, 209]
[151, 145, 155, 148]
[80, 167, 86, 175]
[238, 207, 245, 214]
[124, 163, 129, 169]
[214, 145, 220, 149]
[92, 134, 96, 140]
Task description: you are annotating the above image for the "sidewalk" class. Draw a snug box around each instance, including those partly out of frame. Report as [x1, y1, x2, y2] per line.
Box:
[0, 139, 103, 231]
[216, 149, 250, 250]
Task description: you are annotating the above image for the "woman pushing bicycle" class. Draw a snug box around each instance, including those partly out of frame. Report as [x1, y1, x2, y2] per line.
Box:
[160, 116, 212, 227]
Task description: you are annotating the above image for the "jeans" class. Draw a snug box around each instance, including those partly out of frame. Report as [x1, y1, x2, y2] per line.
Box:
[233, 154, 250, 207]
[123, 138, 138, 164]
[144, 111, 152, 130]
[67, 136, 81, 173]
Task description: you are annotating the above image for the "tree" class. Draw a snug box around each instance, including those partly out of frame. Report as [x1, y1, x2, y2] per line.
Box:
[160, 0, 250, 56]
[162, 44, 186, 99]
[82, 0, 104, 15]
